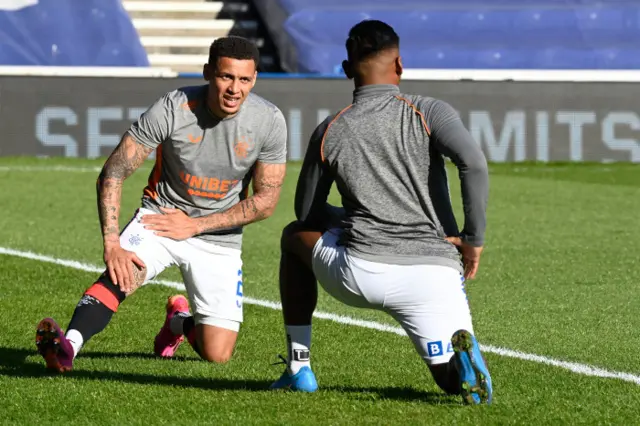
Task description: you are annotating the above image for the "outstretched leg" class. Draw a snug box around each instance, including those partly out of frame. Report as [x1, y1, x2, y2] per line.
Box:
[35, 270, 137, 373]
[36, 208, 173, 372]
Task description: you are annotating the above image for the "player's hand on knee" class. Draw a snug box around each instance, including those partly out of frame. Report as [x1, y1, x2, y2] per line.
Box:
[445, 236, 483, 280]
[140, 207, 198, 241]
[104, 244, 146, 293]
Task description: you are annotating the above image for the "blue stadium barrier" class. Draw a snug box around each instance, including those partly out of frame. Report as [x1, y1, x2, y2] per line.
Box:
[253, 0, 640, 73]
[0, 0, 149, 66]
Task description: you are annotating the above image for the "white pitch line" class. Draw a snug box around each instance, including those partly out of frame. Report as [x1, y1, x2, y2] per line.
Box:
[0, 165, 156, 174]
[2, 246, 640, 386]
[0, 165, 102, 173]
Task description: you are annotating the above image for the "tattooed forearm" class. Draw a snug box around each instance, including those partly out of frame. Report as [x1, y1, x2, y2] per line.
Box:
[194, 162, 286, 234]
[246, 198, 259, 216]
[256, 179, 284, 189]
[97, 177, 123, 243]
[197, 193, 272, 233]
[97, 134, 153, 246]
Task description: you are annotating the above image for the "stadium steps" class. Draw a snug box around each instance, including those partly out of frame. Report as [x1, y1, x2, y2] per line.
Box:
[217, 0, 282, 72]
[123, 0, 280, 73]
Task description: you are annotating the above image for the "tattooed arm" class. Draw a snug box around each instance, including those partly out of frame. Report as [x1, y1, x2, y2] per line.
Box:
[97, 133, 153, 291]
[193, 161, 286, 233]
[97, 133, 153, 245]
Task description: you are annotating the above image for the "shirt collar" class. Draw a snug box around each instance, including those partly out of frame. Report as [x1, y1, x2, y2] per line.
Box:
[353, 84, 400, 102]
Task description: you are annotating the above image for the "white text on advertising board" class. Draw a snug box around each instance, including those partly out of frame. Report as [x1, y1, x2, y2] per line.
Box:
[35, 107, 640, 162]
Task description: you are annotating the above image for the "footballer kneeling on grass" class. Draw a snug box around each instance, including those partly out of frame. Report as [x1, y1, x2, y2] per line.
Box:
[35, 36, 288, 371]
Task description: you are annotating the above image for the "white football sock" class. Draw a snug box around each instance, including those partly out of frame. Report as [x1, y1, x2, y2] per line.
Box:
[286, 325, 311, 375]
[65, 329, 84, 358]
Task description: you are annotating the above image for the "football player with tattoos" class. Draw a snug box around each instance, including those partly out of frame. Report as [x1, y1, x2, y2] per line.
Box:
[35, 36, 287, 371]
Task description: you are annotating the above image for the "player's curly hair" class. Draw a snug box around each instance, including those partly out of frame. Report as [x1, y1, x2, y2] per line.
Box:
[208, 36, 260, 68]
[346, 20, 399, 63]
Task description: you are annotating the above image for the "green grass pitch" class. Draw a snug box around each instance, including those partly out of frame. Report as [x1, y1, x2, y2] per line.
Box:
[1, 157, 640, 425]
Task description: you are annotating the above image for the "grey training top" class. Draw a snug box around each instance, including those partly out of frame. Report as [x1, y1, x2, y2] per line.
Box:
[127, 84, 288, 250]
[296, 84, 489, 273]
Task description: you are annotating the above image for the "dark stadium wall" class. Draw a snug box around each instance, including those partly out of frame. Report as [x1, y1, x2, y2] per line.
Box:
[1, 76, 639, 162]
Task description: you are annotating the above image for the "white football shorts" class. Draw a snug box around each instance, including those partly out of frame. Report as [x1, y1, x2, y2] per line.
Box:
[312, 229, 474, 365]
[119, 208, 243, 332]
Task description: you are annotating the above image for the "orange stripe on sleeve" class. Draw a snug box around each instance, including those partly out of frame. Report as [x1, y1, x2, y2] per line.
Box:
[143, 145, 163, 199]
[320, 104, 353, 162]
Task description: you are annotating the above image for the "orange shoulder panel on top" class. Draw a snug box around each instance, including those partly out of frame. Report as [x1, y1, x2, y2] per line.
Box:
[394, 95, 431, 136]
[182, 100, 198, 111]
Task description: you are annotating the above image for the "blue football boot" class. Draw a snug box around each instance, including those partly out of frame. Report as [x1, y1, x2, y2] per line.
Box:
[451, 329, 493, 405]
[270, 355, 318, 392]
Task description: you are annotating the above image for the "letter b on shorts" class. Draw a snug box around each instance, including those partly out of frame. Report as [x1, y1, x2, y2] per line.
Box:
[427, 341, 443, 357]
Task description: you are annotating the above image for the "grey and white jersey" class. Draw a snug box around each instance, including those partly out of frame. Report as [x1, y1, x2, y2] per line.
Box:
[296, 84, 489, 273]
[127, 84, 287, 250]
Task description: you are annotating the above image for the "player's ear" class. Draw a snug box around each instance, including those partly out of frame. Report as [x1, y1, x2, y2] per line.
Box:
[203, 63, 211, 81]
[342, 60, 353, 79]
[252, 70, 257, 88]
[395, 56, 403, 77]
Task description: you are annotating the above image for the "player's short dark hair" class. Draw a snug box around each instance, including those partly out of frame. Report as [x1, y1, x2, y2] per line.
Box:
[208, 36, 260, 68]
[346, 20, 399, 63]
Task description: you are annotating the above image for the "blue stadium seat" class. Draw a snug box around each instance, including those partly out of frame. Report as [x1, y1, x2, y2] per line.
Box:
[0, 0, 149, 66]
[254, 0, 640, 72]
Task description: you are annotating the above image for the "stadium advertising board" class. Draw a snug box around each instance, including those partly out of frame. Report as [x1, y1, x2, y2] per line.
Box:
[1, 76, 639, 162]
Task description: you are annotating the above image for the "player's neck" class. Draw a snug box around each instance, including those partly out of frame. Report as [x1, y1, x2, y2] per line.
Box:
[354, 74, 399, 88]
[354, 80, 399, 89]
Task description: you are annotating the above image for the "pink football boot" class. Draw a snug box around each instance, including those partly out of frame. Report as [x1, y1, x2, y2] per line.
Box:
[35, 318, 74, 373]
[154, 295, 190, 357]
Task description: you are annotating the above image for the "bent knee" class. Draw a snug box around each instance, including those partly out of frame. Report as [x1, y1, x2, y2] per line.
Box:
[280, 220, 324, 252]
[429, 362, 460, 395]
[199, 344, 234, 364]
[202, 352, 232, 364]
[280, 221, 302, 250]
[131, 264, 147, 289]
